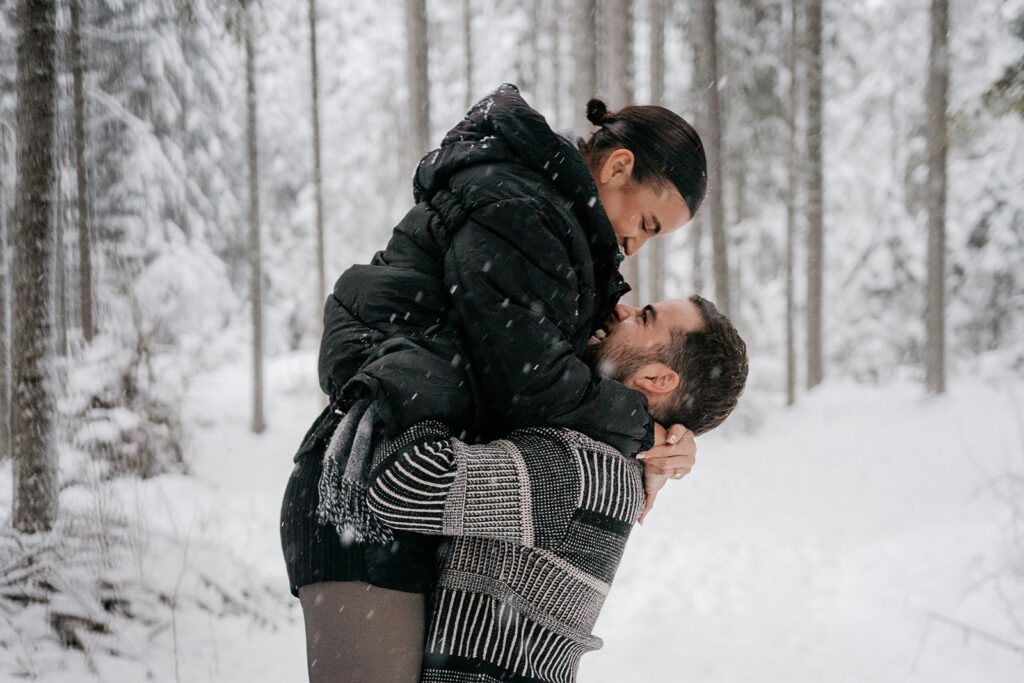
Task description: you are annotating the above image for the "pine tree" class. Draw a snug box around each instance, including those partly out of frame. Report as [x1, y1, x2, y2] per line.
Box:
[405, 0, 430, 168]
[11, 0, 59, 533]
[245, 1, 265, 434]
[70, 0, 93, 343]
[309, 0, 326, 312]
[55, 158, 66, 357]
[551, 0, 567, 126]
[518, 0, 540, 98]
[647, 0, 667, 303]
[689, 37, 705, 297]
[805, 0, 824, 389]
[924, 0, 948, 394]
[699, 0, 730, 316]
[606, 0, 639, 305]
[573, 0, 598, 135]
[0, 126, 10, 462]
[463, 0, 473, 109]
[785, 0, 800, 406]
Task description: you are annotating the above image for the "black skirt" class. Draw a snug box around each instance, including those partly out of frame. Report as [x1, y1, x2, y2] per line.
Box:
[279, 406, 439, 597]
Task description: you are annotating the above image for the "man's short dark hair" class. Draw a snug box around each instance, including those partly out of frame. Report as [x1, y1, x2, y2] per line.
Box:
[649, 295, 748, 435]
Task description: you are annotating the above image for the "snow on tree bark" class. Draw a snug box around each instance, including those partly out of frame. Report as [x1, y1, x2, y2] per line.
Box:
[12, 0, 59, 533]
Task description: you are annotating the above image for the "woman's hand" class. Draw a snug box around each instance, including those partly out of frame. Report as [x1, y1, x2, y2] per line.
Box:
[636, 422, 696, 524]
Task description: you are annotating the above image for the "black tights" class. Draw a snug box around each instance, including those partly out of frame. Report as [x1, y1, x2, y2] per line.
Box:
[299, 581, 425, 682]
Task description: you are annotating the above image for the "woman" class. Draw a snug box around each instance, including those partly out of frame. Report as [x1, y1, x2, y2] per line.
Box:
[281, 84, 707, 682]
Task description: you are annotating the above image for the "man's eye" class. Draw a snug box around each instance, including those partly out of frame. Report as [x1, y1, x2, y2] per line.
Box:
[640, 310, 648, 324]
[641, 218, 648, 234]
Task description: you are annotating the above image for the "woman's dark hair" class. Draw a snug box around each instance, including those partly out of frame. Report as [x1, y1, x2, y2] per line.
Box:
[579, 98, 708, 216]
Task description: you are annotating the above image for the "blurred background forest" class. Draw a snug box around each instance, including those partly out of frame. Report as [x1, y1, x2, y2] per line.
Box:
[1, 0, 1023, 681]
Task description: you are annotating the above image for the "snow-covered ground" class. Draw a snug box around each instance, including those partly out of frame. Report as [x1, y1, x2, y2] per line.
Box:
[582, 374, 1024, 682]
[3, 352, 1023, 682]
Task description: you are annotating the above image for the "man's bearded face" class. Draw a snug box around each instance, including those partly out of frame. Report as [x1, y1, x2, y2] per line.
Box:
[581, 332, 656, 385]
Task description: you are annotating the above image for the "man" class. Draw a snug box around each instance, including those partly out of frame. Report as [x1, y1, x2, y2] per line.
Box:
[366, 296, 748, 682]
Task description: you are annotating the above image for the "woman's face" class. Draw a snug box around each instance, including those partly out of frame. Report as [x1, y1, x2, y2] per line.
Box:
[594, 149, 692, 256]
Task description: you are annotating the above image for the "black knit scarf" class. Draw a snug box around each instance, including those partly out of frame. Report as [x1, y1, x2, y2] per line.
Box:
[316, 399, 394, 545]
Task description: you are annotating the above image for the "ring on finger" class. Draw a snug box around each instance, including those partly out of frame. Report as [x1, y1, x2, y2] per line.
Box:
[672, 472, 684, 480]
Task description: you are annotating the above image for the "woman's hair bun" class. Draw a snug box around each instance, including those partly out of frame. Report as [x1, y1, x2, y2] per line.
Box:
[586, 98, 610, 126]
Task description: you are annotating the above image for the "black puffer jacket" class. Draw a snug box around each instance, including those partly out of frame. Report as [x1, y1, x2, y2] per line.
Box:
[319, 84, 654, 456]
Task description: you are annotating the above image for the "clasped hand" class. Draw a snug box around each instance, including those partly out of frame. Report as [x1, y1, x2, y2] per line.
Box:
[636, 422, 696, 524]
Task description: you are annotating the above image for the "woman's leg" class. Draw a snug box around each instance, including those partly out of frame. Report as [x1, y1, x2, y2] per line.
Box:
[299, 580, 425, 683]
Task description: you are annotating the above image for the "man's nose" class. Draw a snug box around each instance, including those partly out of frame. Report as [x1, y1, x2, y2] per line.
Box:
[612, 303, 640, 322]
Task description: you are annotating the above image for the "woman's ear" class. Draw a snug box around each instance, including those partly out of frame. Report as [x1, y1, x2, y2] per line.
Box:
[598, 148, 635, 187]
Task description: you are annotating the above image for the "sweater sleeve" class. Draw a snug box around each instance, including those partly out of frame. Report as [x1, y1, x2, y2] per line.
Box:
[366, 431, 578, 550]
[444, 198, 654, 456]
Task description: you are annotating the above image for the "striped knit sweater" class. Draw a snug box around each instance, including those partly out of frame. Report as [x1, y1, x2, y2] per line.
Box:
[366, 421, 645, 683]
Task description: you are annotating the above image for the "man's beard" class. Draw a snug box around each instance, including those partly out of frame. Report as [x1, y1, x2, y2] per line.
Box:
[581, 335, 657, 385]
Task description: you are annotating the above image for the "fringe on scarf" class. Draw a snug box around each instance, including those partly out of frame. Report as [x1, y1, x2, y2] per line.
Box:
[316, 399, 394, 546]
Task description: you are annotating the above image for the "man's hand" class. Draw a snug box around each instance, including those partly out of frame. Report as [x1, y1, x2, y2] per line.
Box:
[636, 422, 696, 524]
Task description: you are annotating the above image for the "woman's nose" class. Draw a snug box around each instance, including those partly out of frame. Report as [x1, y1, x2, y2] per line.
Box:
[623, 234, 649, 256]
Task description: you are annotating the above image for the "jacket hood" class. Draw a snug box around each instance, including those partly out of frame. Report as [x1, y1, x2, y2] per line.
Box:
[413, 84, 627, 304]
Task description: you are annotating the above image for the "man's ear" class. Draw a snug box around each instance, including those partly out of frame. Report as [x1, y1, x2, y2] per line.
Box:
[598, 148, 635, 186]
[627, 362, 679, 399]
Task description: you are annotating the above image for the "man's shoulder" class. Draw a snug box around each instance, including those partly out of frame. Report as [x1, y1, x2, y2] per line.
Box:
[512, 429, 644, 527]
[508, 426, 629, 460]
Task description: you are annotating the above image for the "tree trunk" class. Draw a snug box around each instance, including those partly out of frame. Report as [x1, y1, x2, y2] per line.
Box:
[691, 213, 705, 295]
[56, 173, 66, 356]
[605, 0, 632, 109]
[71, 0, 93, 343]
[699, 0, 730, 316]
[12, 0, 59, 533]
[924, 0, 948, 394]
[463, 0, 473, 110]
[246, 9, 265, 434]
[647, 0, 666, 302]
[785, 0, 799, 406]
[805, 0, 823, 389]
[690, 39, 705, 296]
[551, 0, 564, 126]
[0, 127, 10, 461]
[552, 0, 569, 125]
[649, 0, 664, 106]
[605, 0, 640, 304]
[405, 0, 430, 169]
[519, 0, 539, 97]
[308, 0, 325, 312]
[572, 0, 598, 135]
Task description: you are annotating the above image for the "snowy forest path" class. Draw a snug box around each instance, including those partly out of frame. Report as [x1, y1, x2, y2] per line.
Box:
[581, 379, 1024, 682]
